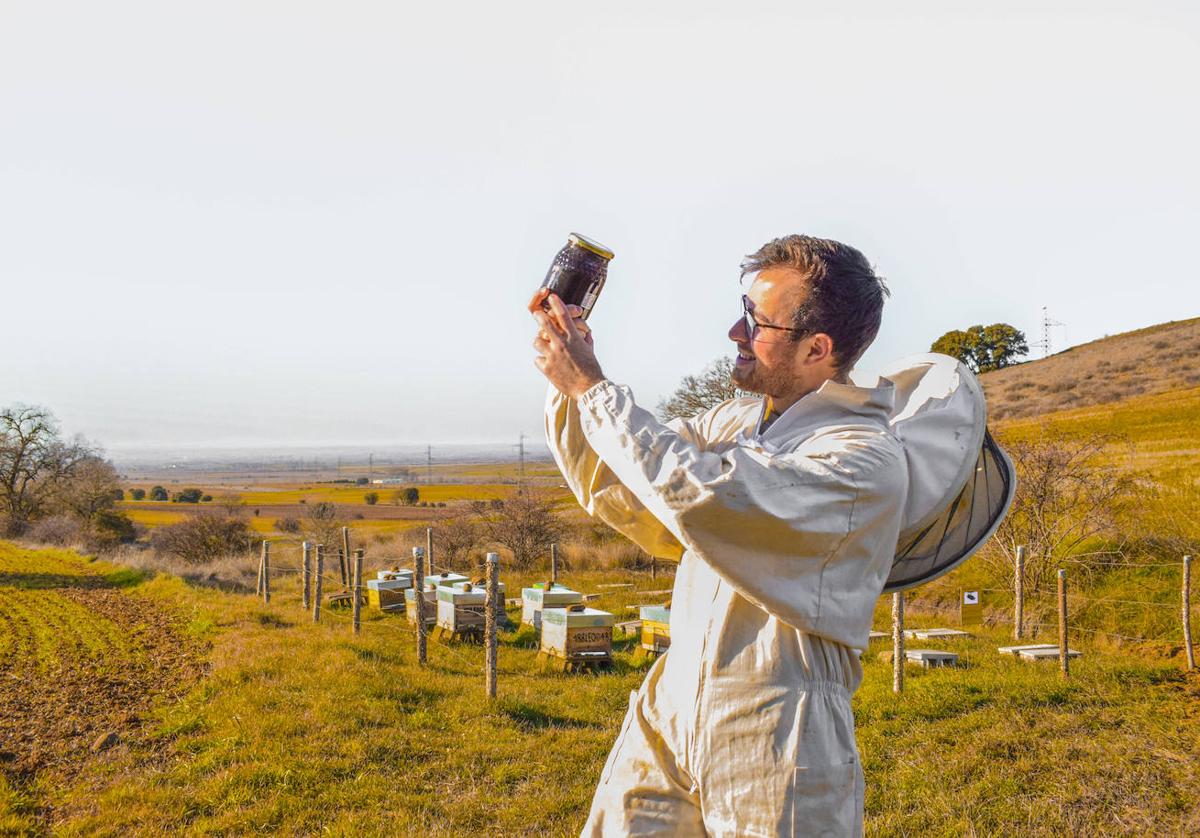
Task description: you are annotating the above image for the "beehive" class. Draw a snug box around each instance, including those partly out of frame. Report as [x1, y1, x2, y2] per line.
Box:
[521, 583, 584, 629]
[540, 605, 615, 662]
[405, 573, 470, 626]
[435, 581, 506, 633]
[376, 568, 413, 584]
[639, 605, 671, 655]
[367, 577, 409, 612]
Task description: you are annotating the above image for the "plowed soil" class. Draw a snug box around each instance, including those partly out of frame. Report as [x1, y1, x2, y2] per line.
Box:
[0, 543, 207, 827]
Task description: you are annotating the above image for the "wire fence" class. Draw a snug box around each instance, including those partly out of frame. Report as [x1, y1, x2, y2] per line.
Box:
[249, 536, 1196, 697]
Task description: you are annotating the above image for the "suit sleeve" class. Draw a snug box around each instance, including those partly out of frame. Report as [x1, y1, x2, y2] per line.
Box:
[544, 383, 687, 561]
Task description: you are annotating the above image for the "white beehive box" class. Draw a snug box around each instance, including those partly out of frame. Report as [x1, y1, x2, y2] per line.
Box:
[436, 582, 487, 632]
[540, 606, 615, 660]
[377, 568, 414, 584]
[521, 584, 584, 629]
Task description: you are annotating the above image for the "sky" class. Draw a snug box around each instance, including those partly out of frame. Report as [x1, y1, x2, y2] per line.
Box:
[2, 1, 1197, 455]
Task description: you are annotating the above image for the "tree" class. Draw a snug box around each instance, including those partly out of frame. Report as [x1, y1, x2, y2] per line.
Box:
[657, 357, 750, 422]
[364, 492, 379, 506]
[986, 428, 1134, 594]
[478, 488, 566, 569]
[52, 456, 121, 520]
[931, 323, 1028, 373]
[171, 488, 204, 504]
[129, 488, 146, 501]
[113, 488, 125, 501]
[0, 405, 94, 535]
[402, 487, 420, 506]
[150, 485, 169, 501]
[436, 514, 481, 568]
[303, 501, 344, 547]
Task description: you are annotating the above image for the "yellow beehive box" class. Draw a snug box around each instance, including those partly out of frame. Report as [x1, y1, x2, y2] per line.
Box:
[367, 578, 409, 612]
[638, 605, 671, 654]
[404, 587, 437, 626]
[521, 583, 584, 629]
[540, 605, 615, 660]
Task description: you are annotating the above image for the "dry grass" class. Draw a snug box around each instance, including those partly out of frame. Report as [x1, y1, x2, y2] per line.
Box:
[983, 316, 1200, 421]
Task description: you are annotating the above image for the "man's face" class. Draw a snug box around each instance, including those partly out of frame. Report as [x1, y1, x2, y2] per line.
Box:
[727, 267, 812, 398]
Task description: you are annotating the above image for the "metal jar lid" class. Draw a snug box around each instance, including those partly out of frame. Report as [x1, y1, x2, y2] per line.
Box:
[567, 232, 614, 261]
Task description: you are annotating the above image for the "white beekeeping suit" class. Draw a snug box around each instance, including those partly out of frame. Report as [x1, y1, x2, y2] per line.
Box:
[546, 371, 910, 838]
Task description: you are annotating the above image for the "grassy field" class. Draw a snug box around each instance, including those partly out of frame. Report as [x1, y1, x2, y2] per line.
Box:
[3, 544, 1198, 835]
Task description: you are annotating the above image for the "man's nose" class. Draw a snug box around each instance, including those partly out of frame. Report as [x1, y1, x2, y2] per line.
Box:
[729, 316, 750, 343]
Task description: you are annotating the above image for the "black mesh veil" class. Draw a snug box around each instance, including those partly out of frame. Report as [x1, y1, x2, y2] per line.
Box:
[883, 429, 1015, 593]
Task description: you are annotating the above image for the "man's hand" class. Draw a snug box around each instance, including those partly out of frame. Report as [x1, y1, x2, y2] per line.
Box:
[528, 288, 605, 399]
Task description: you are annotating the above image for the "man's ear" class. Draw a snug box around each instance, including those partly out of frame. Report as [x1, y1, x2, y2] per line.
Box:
[805, 332, 836, 366]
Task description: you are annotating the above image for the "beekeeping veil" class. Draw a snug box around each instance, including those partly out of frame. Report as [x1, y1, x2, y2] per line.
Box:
[852, 353, 1016, 593]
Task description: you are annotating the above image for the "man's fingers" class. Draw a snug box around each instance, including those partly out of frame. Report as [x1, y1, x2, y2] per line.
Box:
[547, 294, 581, 341]
[527, 287, 551, 313]
[532, 310, 564, 346]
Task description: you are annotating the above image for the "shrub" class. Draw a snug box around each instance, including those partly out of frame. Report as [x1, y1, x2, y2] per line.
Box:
[150, 513, 253, 564]
[364, 492, 379, 506]
[171, 488, 204, 504]
[88, 510, 137, 550]
[130, 488, 146, 501]
[27, 515, 83, 546]
[150, 486, 169, 501]
[201, 494, 213, 502]
[275, 517, 302, 534]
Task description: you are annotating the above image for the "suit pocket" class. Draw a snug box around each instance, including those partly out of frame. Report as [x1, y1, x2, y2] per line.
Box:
[790, 759, 860, 838]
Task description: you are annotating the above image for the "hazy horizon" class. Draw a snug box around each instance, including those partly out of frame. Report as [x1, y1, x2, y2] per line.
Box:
[3, 1, 1198, 450]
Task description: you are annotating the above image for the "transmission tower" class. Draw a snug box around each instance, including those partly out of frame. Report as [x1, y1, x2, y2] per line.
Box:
[1030, 307, 1067, 358]
[426, 445, 433, 484]
[515, 433, 527, 483]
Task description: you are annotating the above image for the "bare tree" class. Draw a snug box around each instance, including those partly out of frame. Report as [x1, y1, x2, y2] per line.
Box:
[657, 357, 749, 422]
[987, 428, 1135, 593]
[303, 501, 345, 547]
[51, 456, 121, 520]
[0, 405, 93, 535]
[478, 489, 566, 569]
[436, 513, 482, 569]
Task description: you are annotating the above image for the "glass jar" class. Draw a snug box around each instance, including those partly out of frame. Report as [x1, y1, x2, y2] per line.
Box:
[539, 232, 614, 320]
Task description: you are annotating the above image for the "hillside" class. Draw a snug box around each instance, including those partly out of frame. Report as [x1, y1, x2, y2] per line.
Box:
[981, 316, 1200, 421]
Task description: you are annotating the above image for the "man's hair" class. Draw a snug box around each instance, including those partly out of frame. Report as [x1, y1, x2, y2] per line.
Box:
[740, 234, 889, 372]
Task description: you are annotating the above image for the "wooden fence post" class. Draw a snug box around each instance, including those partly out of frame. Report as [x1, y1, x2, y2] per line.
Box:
[414, 547, 427, 665]
[551, 543, 558, 585]
[426, 527, 434, 577]
[1014, 545, 1025, 640]
[352, 549, 364, 636]
[1058, 568, 1069, 678]
[262, 541, 270, 604]
[302, 541, 312, 610]
[651, 555, 657, 581]
[256, 540, 265, 596]
[341, 527, 352, 585]
[1184, 555, 1195, 672]
[485, 552, 499, 698]
[892, 592, 904, 694]
[312, 544, 324, 623]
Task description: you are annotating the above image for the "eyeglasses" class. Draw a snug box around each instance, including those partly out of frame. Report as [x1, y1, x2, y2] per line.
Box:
[741, 295, 806, 343]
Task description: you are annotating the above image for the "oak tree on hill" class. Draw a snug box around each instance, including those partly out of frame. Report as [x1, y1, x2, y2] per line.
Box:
[931, 323, 1028, 373]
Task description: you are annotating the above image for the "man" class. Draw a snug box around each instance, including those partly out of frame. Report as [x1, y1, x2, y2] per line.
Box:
[530, 234, 906, 837]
